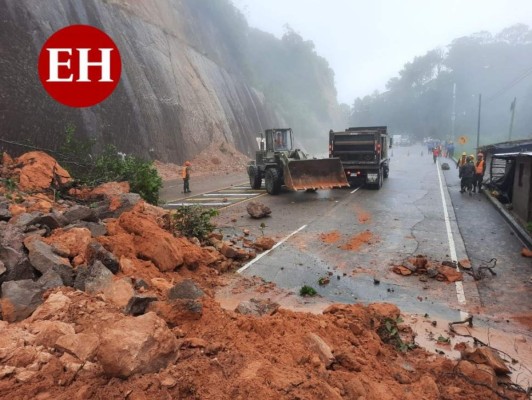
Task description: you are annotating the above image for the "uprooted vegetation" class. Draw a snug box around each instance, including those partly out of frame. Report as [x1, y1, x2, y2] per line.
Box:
[55, 125, 163, 205]
[0, 151, 528, 399]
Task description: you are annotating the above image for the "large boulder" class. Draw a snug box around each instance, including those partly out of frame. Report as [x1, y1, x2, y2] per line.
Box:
[73, 261, 114, 293]
[148, 299, 203, 326]
[235, 298, 280, 316]
[461, 347, 510, 375]
[97, 312, 178, 378]
[253, 237, 276, 251]
[168, 280, 204, 300]
[44, 227, 92, 265]
[28, 291, 72, 322]
[66, 221, 107, 237]
[0, 224, 36, 284]
[124, 294, 158, 316]
[25, 239, 74, 286]
[86, 242, 119, 274]
[0, 280, 45, 322]
[62, 205, 98, 224]
[34, 212, 68, 230]
[16, 151, 71, 191]
[31, 320, 76, 348]
[118, 208, 184, 272]
[55, 333, 100, 361]
[246, 201, 271, 219]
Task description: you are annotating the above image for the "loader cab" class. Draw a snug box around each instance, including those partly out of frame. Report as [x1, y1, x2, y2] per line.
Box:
[265, 129, 293, 152]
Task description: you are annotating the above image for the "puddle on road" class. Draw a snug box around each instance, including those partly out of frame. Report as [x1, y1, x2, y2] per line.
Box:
[406, 313, 532, 389]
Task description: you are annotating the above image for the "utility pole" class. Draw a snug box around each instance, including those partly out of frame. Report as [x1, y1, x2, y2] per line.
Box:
[508, 97, 516, 141]
[476, 94, 481, 152]
[451, 83, 456, 144]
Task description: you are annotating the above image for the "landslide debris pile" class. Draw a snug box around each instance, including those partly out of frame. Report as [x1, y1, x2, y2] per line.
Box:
[154, 141, 251, 181]
[0, 151, 527, 399]
[392, 255, 464, 283]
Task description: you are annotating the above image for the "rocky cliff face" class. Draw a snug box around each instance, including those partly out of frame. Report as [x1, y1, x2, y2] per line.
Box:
[0, 0, 284, 162]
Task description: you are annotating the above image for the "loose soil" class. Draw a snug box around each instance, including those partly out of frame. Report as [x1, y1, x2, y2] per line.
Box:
[155, 141, 251, 181]
[0, 151, 528, 399]
[319, 230, 341, 244]
[340, 231, 375, 251]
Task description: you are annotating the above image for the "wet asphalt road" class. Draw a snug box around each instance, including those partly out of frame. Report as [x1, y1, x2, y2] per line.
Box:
[210, 144, 530, 331]
[232, 145, 472, 321]
[162, 145, 531, 334]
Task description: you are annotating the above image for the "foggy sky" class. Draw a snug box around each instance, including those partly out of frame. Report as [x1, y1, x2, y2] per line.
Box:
[234, 0, 532, 105]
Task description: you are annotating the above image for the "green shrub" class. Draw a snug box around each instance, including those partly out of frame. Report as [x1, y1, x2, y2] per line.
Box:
[377, 317, 416, 352]
[58, 126, 162, 205]
[299, 285, 317, 297]
[173, 206, 218, 240]
[92, 146, 163, 205]
[1, 178, 17, 192]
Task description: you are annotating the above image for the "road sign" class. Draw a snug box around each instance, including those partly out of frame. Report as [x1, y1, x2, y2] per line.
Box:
[458, 136, 468, 145]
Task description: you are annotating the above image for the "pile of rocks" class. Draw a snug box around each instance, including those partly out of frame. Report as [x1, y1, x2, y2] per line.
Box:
[392, 255, 463, 282]
[0, 151, 277, 380]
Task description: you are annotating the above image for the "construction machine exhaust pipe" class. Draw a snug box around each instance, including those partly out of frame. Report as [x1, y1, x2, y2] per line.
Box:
[284, 158, 349, 191]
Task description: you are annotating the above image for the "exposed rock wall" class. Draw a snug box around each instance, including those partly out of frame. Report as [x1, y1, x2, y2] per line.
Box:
[0, 0, 284, 162]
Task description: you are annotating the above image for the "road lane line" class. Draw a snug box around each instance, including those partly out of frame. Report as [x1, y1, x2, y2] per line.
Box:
[350, 187, 361, 194]
[203, 193, 258, 197]
[219, 192, 268, 210]
[237, 224, 308, 274]
[166, 202, 229, 207]
[435, 160, 467, 307]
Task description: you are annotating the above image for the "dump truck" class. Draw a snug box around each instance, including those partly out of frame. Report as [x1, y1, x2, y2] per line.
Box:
[329, 126, 390, 189]
[247, 128, 348, 195]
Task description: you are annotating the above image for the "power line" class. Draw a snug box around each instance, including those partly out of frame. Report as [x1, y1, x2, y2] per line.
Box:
[485, 65, 532, 103]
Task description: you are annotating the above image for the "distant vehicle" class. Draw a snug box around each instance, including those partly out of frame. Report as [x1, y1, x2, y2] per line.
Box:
[247, 128, 348, 195]
[392, 134, 403, 146]
[329, 126, 391, 189]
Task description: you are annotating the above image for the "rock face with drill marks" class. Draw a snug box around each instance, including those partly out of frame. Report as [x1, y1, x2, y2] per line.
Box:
[1, 1, 285, 162]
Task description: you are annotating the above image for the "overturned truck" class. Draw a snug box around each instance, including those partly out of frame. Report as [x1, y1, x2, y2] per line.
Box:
[247, 128, 348, 195]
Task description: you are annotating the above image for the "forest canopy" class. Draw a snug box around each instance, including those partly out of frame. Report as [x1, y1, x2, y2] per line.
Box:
[349, 24, 532, 145]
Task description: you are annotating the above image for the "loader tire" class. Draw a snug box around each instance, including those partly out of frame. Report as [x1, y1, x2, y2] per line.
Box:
[265, 168, 281, 195]
[249, 166, 262, 189]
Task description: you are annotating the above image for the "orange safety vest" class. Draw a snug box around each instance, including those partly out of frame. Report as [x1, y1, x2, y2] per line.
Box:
[475, 160, 484, 174]
[182, 166, 189, 179]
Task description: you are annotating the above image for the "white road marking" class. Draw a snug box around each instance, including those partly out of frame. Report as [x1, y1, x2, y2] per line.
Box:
[202, 193, 258, 197]
[350, 186, 361, 194]
[435, 160, 467, 306]
[237, 224, 308, 273]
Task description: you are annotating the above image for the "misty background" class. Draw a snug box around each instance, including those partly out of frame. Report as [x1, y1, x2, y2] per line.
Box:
[2, 0, 531, 161]
[234, 0, 532, 148]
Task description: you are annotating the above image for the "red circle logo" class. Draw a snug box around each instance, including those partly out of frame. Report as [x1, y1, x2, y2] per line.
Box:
[38, 25, 121, 108]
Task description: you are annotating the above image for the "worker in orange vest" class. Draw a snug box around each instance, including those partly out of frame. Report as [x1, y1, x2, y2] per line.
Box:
[182, 161, 192, 193]
[473, 153, 485, 193]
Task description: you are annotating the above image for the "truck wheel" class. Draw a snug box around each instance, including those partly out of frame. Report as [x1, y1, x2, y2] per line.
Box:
[265, 168, 281, 195]
[248, 166, 262, 189]
[370, 168, 383, 190]
[383, 166, 389, 179]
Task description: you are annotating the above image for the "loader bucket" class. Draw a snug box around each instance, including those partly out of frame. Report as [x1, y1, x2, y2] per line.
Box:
[284, 158, 349, 191]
